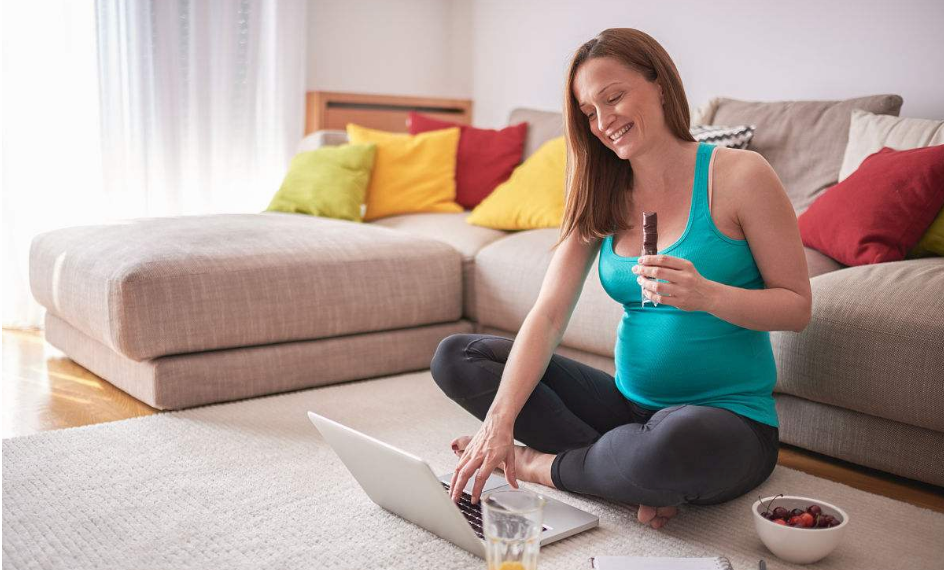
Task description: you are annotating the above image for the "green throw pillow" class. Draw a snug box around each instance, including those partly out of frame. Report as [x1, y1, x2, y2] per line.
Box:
[266, 143, 377, 222]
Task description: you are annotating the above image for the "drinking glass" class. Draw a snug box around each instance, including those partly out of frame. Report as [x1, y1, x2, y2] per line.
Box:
[481, 489, 546, 570]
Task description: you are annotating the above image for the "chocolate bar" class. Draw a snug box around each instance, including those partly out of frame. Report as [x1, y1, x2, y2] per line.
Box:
[641, 211, 658, 257]
[640, 211, 658, 307]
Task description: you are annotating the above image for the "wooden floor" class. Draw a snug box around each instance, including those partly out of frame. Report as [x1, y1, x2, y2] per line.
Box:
[4, 328, 943, 514]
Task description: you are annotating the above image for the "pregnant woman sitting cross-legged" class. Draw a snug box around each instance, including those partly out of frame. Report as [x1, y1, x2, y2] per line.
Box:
[430, 28, 813, 530]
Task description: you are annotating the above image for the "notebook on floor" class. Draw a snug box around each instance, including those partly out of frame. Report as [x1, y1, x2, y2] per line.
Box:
[590, 556, 734, 570]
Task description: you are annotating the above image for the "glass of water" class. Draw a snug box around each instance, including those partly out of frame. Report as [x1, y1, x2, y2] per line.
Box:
[481, 489, 546, 570]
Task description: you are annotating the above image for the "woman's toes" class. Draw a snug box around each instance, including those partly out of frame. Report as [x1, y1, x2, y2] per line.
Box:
[649, 506, 678, 528]
[637, 505, 658, 525]
[638, 505, 678, 528]
[656, 506, 678, 521]
[451, 436, 472, 456]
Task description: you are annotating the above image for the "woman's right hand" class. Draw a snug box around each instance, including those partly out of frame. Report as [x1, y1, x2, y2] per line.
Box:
[449, 414, 519, 504]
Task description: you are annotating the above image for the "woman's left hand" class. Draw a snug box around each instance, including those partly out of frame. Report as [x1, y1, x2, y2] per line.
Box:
[632, 254, 719, 312]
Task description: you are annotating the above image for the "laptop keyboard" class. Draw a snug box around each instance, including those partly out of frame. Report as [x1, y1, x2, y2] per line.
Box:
[440, 482, 550, 540]
[441, 482, 485, 539]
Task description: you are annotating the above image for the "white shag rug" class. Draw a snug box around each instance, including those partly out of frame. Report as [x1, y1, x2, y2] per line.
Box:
[3, 370, 943, 570]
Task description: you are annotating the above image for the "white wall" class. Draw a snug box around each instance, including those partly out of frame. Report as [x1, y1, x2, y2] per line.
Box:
[307, 0, 471, 98]
[307, 0, 944, 127]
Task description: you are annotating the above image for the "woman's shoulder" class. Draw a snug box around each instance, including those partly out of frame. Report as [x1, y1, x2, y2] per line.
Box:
[712, 146, 777, 199]
[712, 145, 766, 176]
[711, 144, 791, 232]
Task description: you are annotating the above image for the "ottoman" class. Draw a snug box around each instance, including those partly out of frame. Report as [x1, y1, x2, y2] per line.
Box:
[29, 212, 472, 409]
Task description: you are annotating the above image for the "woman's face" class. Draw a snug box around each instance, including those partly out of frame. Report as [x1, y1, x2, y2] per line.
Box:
[572, 57, 665, 160]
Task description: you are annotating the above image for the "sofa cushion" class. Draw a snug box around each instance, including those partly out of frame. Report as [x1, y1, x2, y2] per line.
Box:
[30, 213, 463, 361]
[508, 108, 564, 161]
[266, 142, 376, 222]
[798, 145, 944, 266]
[467, 137, 567, 231]
[837, 109, 944, 259]
[296, 129, 349, 153]
[368, 212, 508, 320]
[44, 312, 472, 410]
[804, 247, 845, 278]
[689, 124, 756, 149]
[346, 123, 463, 221]
[473, 229, 621, 357]
[775, 394, 944, 487]
[407, 111, 528, 209]
[838, 109, 944, 182]
[770, 257, 944, 433]
[709, 94, 903, 216]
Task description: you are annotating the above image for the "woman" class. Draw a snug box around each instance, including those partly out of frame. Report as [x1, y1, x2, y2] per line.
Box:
[430, 28, 811, 530]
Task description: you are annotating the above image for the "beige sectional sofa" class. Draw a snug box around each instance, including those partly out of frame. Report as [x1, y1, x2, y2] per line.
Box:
[30, 96, 944, 489]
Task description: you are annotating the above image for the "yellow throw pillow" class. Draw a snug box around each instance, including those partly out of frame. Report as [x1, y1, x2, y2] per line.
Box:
[908, 206, 944, 258]
[467, 136, 566, 230]
[266, 143, 376, 222]
[346, 123, 463, 221]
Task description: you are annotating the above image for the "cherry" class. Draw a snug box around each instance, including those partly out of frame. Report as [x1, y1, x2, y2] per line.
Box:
[799, 513, 815, 528]
[759, 496, 841, 530]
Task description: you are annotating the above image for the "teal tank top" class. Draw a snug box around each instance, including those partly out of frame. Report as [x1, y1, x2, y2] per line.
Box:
[598, 141, 779, 428]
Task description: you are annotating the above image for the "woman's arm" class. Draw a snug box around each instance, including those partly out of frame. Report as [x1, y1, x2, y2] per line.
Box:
[636, 150, 812, 332]
[705, 151, 811, 332]
[705, 281, 810, 332]
[449, 232, 602, 503]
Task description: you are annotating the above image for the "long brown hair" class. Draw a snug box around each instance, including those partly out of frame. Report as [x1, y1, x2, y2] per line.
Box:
[552, 28, 695, 251]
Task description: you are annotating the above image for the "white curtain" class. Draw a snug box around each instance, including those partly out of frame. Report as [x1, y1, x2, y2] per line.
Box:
[2, 0, 308, 329]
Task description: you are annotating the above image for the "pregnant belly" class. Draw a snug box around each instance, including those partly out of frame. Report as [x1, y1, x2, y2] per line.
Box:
[614, 311, 771, 405]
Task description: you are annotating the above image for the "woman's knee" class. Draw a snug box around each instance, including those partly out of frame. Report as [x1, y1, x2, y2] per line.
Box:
[430, 333, 473, 396]
[605, 408, 723, 487]
[628, 406, 767, 503]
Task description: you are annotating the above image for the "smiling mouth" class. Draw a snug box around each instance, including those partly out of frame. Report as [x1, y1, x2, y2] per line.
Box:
[608, 123, 634, 143]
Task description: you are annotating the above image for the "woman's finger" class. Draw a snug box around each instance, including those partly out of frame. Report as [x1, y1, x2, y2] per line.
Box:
[454, 454, 484, 502]
[470, 454, 502, 504]
[449, 446, 474, 499]
[638, 277, 680, 297]
[633, 264, 683, 280]
[638, 254, 688, 269]
[503, 446, 519, 489]
[644, 289, 669, 306]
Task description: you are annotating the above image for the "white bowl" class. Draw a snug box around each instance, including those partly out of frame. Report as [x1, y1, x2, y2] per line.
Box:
[752, 495, 849, 564]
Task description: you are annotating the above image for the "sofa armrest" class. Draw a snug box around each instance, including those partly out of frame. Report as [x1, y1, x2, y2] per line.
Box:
[295, 130, 349, 154]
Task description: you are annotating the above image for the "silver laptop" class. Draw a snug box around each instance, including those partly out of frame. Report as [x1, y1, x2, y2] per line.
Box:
[307, 411, 598, 558]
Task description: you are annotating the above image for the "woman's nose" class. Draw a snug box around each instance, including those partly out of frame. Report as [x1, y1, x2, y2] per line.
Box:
[597, 114, 613, 134]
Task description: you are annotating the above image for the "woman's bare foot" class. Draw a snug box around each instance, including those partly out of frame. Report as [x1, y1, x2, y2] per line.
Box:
[636, 504, 679, 529]
[451, 436, 555, 487]
[451, 438, 677, 528]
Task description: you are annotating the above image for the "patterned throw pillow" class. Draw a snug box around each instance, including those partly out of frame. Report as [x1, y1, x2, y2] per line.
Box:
[689, 124, 756, 149]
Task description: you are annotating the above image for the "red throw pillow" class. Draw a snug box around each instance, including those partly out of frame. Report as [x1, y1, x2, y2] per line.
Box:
[797, 144, 944, 266]
[407, 112, 528, 209]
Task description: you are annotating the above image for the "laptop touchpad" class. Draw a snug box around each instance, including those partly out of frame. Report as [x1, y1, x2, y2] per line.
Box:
[437, 472, 509, 495]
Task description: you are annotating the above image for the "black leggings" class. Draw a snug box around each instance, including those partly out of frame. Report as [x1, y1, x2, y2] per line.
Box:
[430, 333, 779, 507]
